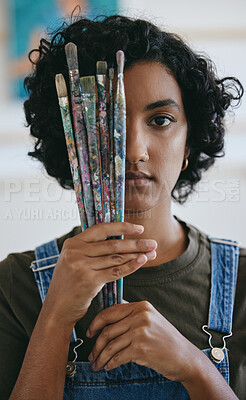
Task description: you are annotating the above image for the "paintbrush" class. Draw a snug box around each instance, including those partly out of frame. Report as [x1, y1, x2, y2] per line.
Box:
[108, 67, 116, 223]
[66, 45, 105, 311]
[80, 75, 107, 309]
[81, 75, 110, 308]
[80, 76, 103, 225]
[55, 73, 87, 232]
[96, 61, 115, 307]
[65, 42, 96, 227]
[114, 50, 126, 304]
[96, 61, 111, 224]
[108, 67, 117, 305]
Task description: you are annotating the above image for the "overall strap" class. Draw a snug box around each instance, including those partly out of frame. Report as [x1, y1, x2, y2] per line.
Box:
[35, 239, 60, 266]
[208, 237, 240, 334]
[201, 237, 240, 384]
[31, 239, 77, 342]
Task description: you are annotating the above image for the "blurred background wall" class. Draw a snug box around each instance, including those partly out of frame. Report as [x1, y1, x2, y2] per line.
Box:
[0, 0, 245, 260]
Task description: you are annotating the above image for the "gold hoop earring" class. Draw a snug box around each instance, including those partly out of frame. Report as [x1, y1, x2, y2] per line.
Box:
[181, 158, 188, 171]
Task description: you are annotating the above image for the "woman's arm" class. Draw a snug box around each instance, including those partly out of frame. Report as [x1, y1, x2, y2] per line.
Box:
[182, 355, 237, 400]
[9, 304, 73, 400]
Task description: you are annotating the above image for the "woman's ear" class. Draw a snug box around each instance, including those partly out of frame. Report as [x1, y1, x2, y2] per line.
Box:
[185, 147, 190, 158]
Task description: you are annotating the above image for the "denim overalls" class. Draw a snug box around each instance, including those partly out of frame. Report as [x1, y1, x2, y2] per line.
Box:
[31, 235, 239, 399]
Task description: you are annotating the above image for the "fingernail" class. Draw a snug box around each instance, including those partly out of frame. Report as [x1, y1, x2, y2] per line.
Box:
[133, 224, 144, 233]
[147, 250, 157, 260]
[137, 254, 147, 264]
[88, 353, 94, 362]
[145, 240, 157, 250]
[86, 329, 91, 337]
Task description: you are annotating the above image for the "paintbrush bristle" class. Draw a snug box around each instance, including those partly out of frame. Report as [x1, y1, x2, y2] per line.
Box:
[96, 61, 107, 76]
[80, 76, 96, 93]
[116, 50, 125, 74]
[55, 74, 68, 98]
[65, 42, 79, 71]
[109, 68, 114, 80]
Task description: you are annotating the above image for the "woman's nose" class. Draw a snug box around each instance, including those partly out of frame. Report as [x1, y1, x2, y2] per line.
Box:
[126, 122, 149, 164]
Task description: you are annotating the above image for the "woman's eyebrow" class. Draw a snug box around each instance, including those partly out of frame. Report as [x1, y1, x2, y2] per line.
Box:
[144, 99, 180, 111]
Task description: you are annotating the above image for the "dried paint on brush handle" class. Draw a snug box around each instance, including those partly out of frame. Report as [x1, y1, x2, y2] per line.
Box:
[82, 93, 103, 224]
[114, 62, 126, 304]
[109, 76, 116, 222]
[108, 72, 117, 305]
[69, 72, 96, 227]
[58, 96, 87, 231]
[97, 78, 114, 307]
[114, 76, 126, 223]
[97, 82, 111, 223]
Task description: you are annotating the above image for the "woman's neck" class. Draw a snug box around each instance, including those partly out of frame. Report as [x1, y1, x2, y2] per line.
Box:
[124, 203, 188, 267]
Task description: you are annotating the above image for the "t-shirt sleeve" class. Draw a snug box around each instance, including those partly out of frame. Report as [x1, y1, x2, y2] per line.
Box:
[0, 257, 29, 399]
[0, 253, 41, 400]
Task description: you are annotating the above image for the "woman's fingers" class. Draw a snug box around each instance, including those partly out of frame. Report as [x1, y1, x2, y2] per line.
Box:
[89, 319, 130, 362]
[80, 238, 157, 257]
[97, 255, 148, 284]
[87, 303, 134, 337]
[90, 331, 132, 371]
[78, 222, 145, 243]
[103, 347, 132, 371]
[91, 250, 156, 270]
[58, 248, 156, 271]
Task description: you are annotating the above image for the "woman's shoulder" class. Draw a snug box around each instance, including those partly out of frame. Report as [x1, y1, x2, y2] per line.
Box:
[180, 217, 246, 265]
[0, 250, 35, 297]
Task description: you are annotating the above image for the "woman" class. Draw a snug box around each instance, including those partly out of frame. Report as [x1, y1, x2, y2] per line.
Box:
[0, 15, 245, 400]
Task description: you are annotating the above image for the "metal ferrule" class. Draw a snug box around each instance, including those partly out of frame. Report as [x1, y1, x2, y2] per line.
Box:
[59, 96, 69, 107]
[97, 74, 106, 88]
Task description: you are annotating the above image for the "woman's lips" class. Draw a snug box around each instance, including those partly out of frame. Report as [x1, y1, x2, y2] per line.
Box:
[125, 178, 152, 187]
[125, 172, 153, 187]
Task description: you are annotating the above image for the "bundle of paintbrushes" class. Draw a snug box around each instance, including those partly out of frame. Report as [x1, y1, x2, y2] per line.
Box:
[55, 43, 126, 309]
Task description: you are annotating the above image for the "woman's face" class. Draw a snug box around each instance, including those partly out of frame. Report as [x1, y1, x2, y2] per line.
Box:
[124, 61, 188, 214]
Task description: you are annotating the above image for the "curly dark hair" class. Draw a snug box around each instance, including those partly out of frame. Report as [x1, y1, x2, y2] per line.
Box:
[24, 14, 243, 203]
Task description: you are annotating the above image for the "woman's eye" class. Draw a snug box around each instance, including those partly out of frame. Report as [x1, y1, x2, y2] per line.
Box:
[149, 116, 172, 127]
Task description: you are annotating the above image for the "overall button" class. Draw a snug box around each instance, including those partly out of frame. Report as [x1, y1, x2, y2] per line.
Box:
[66, 361, 76, 378]
[210, 347, 224, 363]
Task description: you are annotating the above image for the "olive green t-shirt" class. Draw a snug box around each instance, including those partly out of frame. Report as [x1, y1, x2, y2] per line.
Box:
[0, 220, 245, 399]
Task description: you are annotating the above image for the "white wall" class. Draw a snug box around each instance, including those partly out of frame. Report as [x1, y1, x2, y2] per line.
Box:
[0, 0, 246, 261]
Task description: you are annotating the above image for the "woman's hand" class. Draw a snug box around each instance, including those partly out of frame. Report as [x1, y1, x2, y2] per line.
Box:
[86, 302, 239, 399]
[43, 223, 157, 330]
[86, 301, 204, 382]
